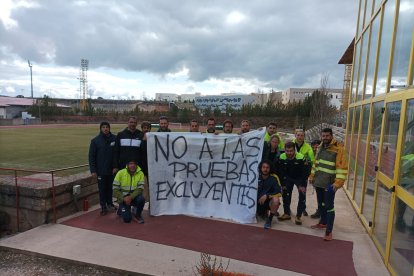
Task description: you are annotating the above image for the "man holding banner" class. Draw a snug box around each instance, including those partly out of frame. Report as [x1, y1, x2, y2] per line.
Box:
[257, 160, 282, 229]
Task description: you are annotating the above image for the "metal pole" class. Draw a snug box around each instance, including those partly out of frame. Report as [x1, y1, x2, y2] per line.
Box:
[28, 60, 33, 101]
[51, 171, 57, 223]
[14, 170, 20, 232]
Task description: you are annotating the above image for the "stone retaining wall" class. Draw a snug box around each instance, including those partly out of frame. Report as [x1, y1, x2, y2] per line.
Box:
[0, 171, 99, 233]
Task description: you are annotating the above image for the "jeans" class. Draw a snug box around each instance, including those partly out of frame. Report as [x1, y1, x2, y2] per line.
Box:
[119, 194, 145, 223]
[315, 186, 336, 233]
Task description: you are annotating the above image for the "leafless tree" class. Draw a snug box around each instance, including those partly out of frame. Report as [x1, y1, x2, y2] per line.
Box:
[310, 73, 335, 133]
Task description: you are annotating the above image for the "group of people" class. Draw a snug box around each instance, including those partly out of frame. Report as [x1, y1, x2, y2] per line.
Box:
[258, 124, 348, 241]
[89, 116, 348, 241]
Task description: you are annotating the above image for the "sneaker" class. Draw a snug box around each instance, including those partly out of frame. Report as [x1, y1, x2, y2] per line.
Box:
[295, 216, 302, 225]
[310, 210, 321, 219]
[311, 223, 327, 229]
[278, 214, 291, 221]
[303, 210, 308, 217]
[136, 215, 145, 224]
[264, 217, 272, 229]
[100, 206, 108, 216]
[324, 232, 333, 241]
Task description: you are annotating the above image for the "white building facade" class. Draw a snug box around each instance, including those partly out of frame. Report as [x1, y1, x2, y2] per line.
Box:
[155, 93, 201, 102]
[282, 88, 343, 109]
[155, 93, 179, 102]
[194, 94, 255, 111]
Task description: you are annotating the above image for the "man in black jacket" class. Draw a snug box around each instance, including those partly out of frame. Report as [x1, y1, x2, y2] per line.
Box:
[278, 142, 307, 225]
[113, 116, 146, 176]
[89, 122, 117, 215]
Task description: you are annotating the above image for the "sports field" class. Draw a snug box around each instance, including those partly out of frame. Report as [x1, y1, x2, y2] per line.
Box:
[0, 124, 128, 170]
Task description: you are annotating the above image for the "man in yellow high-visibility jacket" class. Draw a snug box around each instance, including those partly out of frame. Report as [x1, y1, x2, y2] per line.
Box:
[309, 128, 348, 241]
[113, 160, 145, 223]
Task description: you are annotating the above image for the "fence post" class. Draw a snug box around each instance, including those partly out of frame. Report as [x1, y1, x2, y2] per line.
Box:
[14, 170, 20, 232]
[51, 171, 57, 223]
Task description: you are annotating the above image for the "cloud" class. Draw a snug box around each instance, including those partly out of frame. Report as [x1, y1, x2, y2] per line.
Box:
[0, 0, 358, 98]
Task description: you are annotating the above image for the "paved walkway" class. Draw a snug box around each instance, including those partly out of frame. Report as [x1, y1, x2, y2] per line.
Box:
[0, 188, 389, 275]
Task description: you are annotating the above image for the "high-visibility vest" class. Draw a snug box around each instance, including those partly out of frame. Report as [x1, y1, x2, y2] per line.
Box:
[311, 139, 348, 189]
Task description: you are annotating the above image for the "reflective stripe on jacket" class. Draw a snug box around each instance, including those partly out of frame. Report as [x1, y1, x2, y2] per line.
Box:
[113, 166, 145, 203]
[279, 152, 307, 186]
[310, 139, 348, 189]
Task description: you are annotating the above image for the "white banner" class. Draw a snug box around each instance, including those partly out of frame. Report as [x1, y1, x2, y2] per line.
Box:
[147, 128, 265, 223]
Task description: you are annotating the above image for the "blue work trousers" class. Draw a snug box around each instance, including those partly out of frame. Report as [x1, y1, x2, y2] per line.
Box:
[282, 182, 307, 217]
[315, 186, 336, 233]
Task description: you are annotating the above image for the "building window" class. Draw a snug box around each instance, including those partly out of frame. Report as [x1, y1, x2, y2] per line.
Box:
[354, 105, 371, 207]
[380, 101, 401, 179]
[357, 0, 366, 37]
[390, 0, 414, 91]
[372, 181, 391, 251]
[375, 0, 396, 96]
[352, 41, 361, 104]
[358, 29, 370, 101]
[399, 99, 414, 195]
[362, 101, 384, 224]
[364, 13, 380, 99]
[390, 198, 414, 276]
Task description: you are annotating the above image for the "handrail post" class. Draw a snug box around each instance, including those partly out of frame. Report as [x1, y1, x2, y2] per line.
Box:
[51, 171, 57, 223]
[14, 170, 20, 232]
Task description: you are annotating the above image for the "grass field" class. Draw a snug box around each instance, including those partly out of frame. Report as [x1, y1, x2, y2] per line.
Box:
[0, 124, 128, 170]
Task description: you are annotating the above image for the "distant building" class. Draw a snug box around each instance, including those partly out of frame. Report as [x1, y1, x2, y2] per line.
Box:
[0, 96, 70, 119]
[250, 92, 268, 105]
[194, 94, 255, 111]
[250, 91, 283, 105]
[0, 97, 35, 118]
[155, 93, 201, 102]
[155, 93, 179, 102]
[179, 93, 201, 102]
[269, 91, 283, 103]
[282, 88, 343, 109]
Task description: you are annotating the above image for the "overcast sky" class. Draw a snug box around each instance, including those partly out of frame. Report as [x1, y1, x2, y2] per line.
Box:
[0, 0, 358, 100]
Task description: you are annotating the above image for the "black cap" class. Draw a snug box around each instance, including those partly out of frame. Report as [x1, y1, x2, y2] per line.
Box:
[100, 121, 110, 129]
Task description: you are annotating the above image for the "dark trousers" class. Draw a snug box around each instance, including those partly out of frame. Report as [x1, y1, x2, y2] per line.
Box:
[97, 175, 114, 208]
[315, 186, 336, 233]
[119, 195, 145, 223]
[282, 182, 306, 216]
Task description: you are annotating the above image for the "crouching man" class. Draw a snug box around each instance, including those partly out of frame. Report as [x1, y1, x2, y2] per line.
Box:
[257, 160, 282, 229]
[113, 160, 145, 223]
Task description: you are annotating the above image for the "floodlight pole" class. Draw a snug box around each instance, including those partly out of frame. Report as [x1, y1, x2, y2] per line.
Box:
[28, 60, 33, 102]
